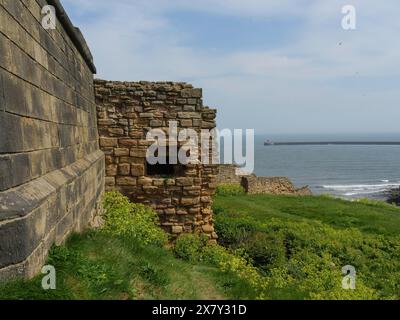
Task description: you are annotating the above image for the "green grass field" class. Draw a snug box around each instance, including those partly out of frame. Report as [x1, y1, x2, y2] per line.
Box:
[213, 194, 400, 299]
[1, 192, 399, 300]
[213, 194, 400, 236]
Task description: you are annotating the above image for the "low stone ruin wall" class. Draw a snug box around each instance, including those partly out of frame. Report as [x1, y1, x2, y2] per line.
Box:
[216, 165, 312, 196]
[241, 176, 312, 195]
[216, 165, 245, 185]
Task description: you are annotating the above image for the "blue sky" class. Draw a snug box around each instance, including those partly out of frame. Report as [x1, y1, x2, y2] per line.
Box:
[61, 0, 400, 135]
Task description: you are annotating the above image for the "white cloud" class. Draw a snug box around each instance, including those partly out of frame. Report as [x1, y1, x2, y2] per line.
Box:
[62, 0, 400, 133]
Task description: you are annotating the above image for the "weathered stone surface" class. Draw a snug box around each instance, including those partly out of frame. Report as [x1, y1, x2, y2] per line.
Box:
[180, 197, 197, 206]
[108, 128, 124, 136]
[105, 177, 116, 186]
[138, 177, 153, 186]
[180, 119, 193, 127]
[216, 165, 245, 185]
[152, 179, 165, 186]
[150, 120, 163, 127]
[116, 177, 136, 186]
[0, 152, 104, 280]
[164, 208, 176, 215]
[201, 196, 212, 203]
[242, 176, 305, 195]
[181, 88, 202, 98]
[106, 164, 118, 176]
[202, 121, 216, 129]
[130, 148, 147, 158]
[118, 164, 130, 176]
[172, 226, 183, 234]
[139, 113, 154, 118]
[119, 138, 137, 147]
[183, 105, 196, 112]
[217, 165, 312, 196]
[176, 177, 194, 186]
[178, 112, 201, 119]
[95, 80, 218, 241]
[100, 137, 118, 147]
[202, 224, 215, 233]
[131, 164, 145, 176]
[114, 148, 130, 156]
[0, 2, 104, 281]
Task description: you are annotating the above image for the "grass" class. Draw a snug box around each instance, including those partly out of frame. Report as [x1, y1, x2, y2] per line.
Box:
[0, 231, 251, 300]
[213, 194, 400, 299]
[1, 192, 399, 300]
[213, 194, 400, 236]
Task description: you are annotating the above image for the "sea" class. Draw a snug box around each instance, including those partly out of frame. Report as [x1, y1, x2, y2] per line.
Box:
[252, 133, 400, 200]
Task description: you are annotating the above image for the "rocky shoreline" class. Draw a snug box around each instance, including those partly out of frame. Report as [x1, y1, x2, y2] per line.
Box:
[386, 187, 400, 206]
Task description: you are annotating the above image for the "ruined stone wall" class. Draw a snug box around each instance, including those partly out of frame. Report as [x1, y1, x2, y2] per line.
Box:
[217, 165, 312, 196]
[95, 80, 218, 240]
[242, 176, 312, 195]
[0, 0, 104, 280]
[216, 164, 248, 185]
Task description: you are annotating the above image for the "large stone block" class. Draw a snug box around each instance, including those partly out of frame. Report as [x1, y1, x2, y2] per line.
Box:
[0, 112, 24, 153]
[100, 137, 118, 147]
[116, 176, 136, 186]
[0, 192, 50, 268]
[118, 163, 130, 176]
[0, 156, 12, 191]
[130, 164, 145, 176]
[181, 88, 202, 98]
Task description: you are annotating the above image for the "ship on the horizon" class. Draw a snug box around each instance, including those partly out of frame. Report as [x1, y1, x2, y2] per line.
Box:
[264, 139, 275, 146]
[263, 141, 400, 146]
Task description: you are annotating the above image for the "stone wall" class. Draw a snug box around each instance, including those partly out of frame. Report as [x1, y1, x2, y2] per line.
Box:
[216, 165, 246, 185]
[242, 176, 312, 195]
[95, 80, 218, 240]
[216, 165, 312, 196]
[0, 0, 104, 280]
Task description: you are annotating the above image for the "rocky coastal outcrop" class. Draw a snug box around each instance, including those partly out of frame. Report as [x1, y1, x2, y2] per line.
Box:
[386, 187, 400, 206]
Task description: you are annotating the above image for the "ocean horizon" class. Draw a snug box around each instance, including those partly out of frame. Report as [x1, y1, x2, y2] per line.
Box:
[253, 133, 400, 200]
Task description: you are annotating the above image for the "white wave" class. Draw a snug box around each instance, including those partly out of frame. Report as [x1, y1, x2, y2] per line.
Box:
[322, 182, 400, 191]
[321, 181, 400, 197]
[344, 188, 391, 196]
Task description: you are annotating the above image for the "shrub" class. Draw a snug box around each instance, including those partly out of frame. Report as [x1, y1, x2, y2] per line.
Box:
[102, 191, 168, 246]
[216, 184, 245, 196]
[174, 233, 208, 261]
[240, 232, 286, 272]
[215, 213, 258, 246]
[212, 200, 400, 299]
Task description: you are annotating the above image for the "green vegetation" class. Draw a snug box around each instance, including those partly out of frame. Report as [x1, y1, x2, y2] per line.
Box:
[102, 191, 168, 246]
[1, 192, 399, 300]
[0, 232, 236, 300]
[213, 194, 400, 236]
[0, 192, 249, 300]
[213, 194, 400, 299]
[174, 234, 268, 299]
[216, 183, 246, 196]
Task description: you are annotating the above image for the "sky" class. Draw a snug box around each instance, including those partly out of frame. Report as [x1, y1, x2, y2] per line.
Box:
[61, 0, 400, 135]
